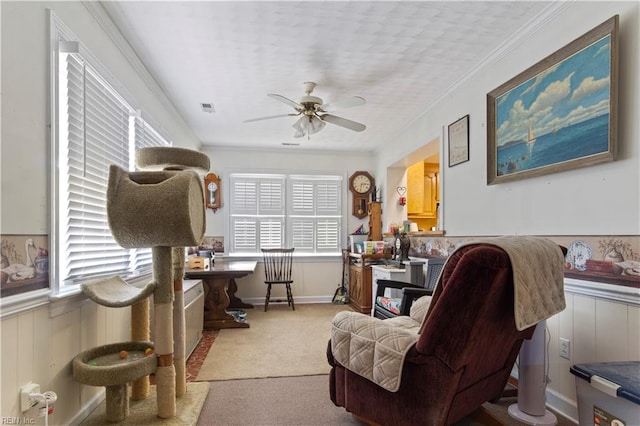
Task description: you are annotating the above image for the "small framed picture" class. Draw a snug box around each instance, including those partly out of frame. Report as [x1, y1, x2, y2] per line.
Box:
[448, 115, 469, 167]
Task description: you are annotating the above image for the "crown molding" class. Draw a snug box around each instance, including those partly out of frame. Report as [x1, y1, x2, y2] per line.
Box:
[201, 143, 375, 157]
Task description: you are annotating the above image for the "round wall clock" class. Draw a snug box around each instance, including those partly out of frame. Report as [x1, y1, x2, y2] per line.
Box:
[349, 171, 375, 219]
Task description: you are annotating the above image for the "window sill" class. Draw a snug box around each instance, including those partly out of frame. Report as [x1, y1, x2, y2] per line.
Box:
[49, 287, 89, 318]
[1, 286, 91, 320]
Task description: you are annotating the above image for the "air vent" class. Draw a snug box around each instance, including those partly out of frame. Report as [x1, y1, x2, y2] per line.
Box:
[201, 103, 215, 113]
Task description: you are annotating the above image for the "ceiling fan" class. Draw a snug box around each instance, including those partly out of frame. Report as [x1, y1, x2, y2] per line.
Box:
[243, 81, 366, 138]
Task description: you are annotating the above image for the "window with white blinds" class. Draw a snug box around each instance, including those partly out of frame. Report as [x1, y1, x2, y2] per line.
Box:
[54, 40, 170, 293]
[229, 173, 342, 255]
[129, 116, 171, 272]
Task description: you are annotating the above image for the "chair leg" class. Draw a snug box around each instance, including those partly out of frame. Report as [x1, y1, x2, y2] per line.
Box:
[264, 284, 271, 312]
[286, 283, 295, 310]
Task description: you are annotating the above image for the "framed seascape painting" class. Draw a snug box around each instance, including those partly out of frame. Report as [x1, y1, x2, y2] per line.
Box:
[487, 16, 618, 185]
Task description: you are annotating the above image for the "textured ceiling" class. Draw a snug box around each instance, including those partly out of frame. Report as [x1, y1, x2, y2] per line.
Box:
[101, 1, 554, 152]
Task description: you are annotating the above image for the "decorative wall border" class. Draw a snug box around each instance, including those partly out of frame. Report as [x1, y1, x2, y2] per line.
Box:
[401, 234, 640, 289]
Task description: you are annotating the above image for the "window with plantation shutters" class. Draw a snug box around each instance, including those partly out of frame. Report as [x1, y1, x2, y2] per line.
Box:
[54, 36, 171, 294]
[289, 176, 341, 254]
[229, 173, 342, 255]
[229, 175, 286, 253]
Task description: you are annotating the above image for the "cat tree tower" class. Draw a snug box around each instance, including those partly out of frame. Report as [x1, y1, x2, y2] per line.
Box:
[73, 147, 209, 421]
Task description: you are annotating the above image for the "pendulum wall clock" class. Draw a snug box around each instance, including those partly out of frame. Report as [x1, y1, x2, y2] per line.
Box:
[204, 172, 222, 212]
[349, 171, 374, 219]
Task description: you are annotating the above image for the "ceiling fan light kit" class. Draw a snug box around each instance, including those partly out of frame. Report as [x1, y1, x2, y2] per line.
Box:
[293, 115, 326, 138]
[244, 81, 367, 138]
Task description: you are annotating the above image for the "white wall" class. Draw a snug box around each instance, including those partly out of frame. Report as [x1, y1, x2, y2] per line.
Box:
[201, 146, 376, 301]
[376, 1, 640, 237]
[1, 1, 638, 424]
[373, 2, 640, 422]
[1, 1, 200, 233]
[0, 2, 197, 423]
[202, 146, 376, 239]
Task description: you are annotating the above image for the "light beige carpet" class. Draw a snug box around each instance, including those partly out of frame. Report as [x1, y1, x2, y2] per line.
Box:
[196, 303, 352, 381]
[81, 381, 209, 425]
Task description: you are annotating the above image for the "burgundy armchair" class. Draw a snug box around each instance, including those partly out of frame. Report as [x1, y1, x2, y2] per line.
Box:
[327, 241, 564, 425]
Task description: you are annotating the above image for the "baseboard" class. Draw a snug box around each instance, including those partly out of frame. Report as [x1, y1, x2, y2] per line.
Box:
[240, 295, 336, 306]
[68, 389, 105, 426]
[546, 387, 579, 424]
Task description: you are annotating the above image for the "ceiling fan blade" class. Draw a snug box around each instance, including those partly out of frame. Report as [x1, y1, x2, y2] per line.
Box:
[320, 114, 366, 132]
[321, 96, 365, 111]
[267, 94, 302, 110]
[243, 113, 298, 123]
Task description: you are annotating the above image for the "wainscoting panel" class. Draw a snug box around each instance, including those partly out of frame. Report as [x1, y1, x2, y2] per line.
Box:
[630, 305, 640, 360]
[546, 284, 640, 421]
[595, 298, 631, 361]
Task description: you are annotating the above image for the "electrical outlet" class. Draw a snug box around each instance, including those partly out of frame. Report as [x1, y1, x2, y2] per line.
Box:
[559, 338, 571, 360]
[20, 382, 40, 412]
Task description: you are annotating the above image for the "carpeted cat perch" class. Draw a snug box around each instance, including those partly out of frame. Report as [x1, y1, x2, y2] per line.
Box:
[73, 147, 209, 422]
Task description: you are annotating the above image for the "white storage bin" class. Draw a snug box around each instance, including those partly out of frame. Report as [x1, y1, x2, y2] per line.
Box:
[570, 361, 640, 426]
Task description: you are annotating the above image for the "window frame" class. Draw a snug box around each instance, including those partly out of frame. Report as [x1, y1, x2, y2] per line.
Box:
[227, 171, 345, 257]
[49, 12, 171, 299]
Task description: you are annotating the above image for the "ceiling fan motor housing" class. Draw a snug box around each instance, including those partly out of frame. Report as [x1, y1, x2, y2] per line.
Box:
[299, 95, 323, 110]
[244, 80, 366, 134]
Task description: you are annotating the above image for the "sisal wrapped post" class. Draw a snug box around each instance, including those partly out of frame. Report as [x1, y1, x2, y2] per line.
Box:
[153, 246, 176, 418]
[130, 297, 151, 400]
[172, 247, 187, 397]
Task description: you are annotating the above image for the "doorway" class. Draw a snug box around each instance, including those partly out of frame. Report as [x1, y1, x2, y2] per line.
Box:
[386, 136, 442, 234]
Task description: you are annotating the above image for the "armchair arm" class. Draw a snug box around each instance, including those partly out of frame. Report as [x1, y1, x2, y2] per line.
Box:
[330, 310, 421, 392]
[399, 288, 433, 315]
[375, 279, 423, 298]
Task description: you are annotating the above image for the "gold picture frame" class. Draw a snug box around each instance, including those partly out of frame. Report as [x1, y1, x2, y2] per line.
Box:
[487, 16, 618, 185]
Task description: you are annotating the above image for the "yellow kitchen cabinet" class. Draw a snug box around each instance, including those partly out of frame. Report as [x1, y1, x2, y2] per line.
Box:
[407, 161, 425, 215]
[407, 161, 439, 218]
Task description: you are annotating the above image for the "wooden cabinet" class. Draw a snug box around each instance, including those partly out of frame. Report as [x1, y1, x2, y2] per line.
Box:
[348, 253, 391, 314]
[368, 201, 382, 241]
[407, 162, 439, 218]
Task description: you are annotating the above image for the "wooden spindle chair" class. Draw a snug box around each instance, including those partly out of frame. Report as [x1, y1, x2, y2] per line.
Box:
[261, 248, 295, 311]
